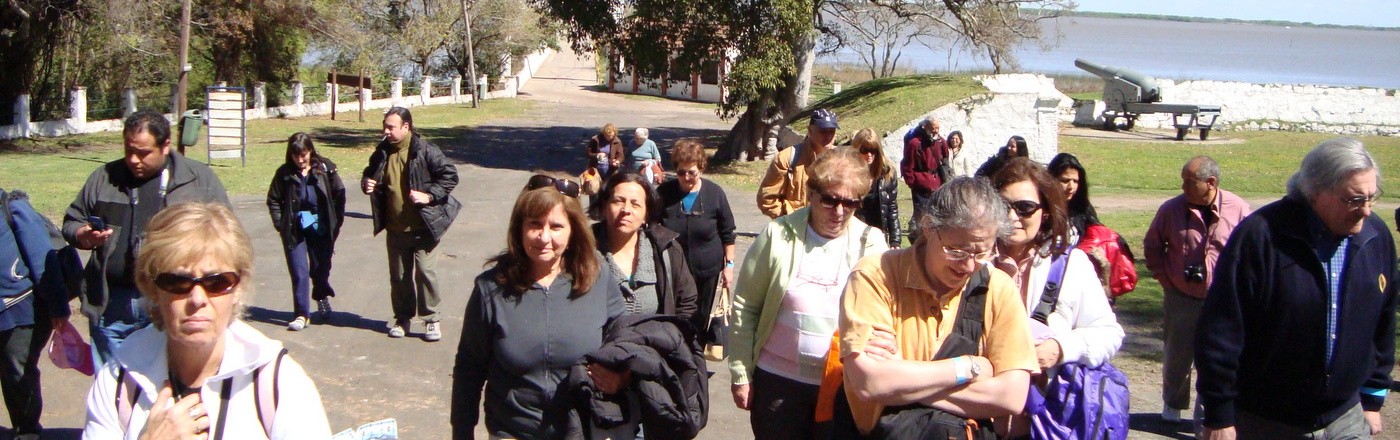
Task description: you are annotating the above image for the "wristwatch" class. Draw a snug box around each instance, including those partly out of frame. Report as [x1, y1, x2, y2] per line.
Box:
[725, 259, 735, 268]
[967, 357, 982, 380]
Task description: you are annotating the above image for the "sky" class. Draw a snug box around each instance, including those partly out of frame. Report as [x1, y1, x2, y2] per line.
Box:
[1071, 0, 1399, 28]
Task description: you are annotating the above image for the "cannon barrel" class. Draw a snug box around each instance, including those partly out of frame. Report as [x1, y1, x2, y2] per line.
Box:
[1075, 58, 1161, 103]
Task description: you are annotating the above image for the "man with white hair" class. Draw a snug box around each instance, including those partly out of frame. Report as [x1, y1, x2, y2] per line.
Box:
[1196, 138, 1395, 439]
[900, 116, 947, 243]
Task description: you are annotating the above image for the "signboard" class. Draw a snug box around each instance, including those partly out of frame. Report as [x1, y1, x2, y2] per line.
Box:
[328, 73, 372, 89]
[205, 86, 246, 166]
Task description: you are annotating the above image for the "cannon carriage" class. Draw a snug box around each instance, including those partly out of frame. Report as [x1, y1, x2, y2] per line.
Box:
[1075, 58, 1222, 140]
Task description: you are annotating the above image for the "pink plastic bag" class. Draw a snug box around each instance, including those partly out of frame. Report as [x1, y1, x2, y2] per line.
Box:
[48, 320, 95, 376]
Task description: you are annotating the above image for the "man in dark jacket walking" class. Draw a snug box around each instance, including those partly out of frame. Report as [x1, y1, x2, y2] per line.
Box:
[362, 107, 461, 342]
[62, 110, 230, 363]
[1196, 138, 1395, 439]
[899, 116, 946, 238]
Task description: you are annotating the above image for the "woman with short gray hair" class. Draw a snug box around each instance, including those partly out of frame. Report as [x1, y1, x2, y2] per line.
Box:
[630, 127, 663, 185]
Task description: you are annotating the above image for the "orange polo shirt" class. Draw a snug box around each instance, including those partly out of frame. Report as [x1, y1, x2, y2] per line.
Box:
[839, 245, 1038, 434]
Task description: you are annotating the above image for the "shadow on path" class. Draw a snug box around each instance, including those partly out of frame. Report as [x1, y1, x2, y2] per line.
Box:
[416, 124, 729, 173]
[245, 306, 390, 334]
[1129, 413, 1195, 440]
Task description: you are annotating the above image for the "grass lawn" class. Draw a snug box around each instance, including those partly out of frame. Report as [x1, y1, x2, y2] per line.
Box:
[1, 100, 533, 218]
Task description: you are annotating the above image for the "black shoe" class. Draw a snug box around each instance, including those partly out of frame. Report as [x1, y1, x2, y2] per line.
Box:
[317, 298, 333, 320]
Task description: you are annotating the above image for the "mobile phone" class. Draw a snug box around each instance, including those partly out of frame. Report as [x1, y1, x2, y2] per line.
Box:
[87, 216, 107, 231]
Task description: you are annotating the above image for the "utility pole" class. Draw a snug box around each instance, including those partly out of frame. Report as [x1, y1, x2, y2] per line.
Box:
[175, 0, 192, 154]
[460, 0, 478, 108]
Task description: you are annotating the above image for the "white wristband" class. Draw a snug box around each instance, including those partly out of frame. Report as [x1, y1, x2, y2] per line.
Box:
[952, 356, 969, 385]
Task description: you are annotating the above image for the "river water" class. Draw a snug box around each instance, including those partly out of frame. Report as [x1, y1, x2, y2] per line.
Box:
[819, 15, 1400, 89]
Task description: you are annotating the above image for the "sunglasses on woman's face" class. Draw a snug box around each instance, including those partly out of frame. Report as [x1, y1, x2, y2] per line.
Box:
[153, 272, 241, 295]
[526, 175, 580, 198]
[1007, 199, 1041, 218]
[818, 192, 862, 210]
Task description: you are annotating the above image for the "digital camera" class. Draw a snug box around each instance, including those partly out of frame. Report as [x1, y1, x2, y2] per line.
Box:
[1185, 264, 1207, 283]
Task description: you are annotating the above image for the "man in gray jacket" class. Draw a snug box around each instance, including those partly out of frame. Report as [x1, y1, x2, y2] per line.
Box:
[362, 107, 460, 342]
[62, 110, 230, 363]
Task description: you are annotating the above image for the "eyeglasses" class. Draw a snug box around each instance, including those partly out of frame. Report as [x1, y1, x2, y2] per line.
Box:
[1340, 191, 1381, 210]
[526, 175, 580, 198]
[677, 169, 700, 177]
[934, 230, 993, 263]
[817, 192, 862, 210]
[1006, 200, 1041, 218]
[858, 148, 880, 155]
[153, 272, 241, 295]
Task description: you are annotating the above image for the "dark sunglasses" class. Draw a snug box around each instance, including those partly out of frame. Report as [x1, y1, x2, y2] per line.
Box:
[525, 175, 580, 198]
[1007, 200, 1041, 218]
[818, 192, 862, 210]
[153, 272, 241, 295]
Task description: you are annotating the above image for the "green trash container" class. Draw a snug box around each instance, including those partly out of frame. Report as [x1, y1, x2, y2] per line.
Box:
[179, 110, 203, 147]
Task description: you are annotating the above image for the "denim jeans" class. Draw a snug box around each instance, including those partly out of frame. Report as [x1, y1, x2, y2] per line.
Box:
[90, 285, 151, 364]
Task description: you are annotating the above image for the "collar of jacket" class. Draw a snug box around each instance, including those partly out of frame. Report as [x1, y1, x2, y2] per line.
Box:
[112, 320, 286, 399]
[1274, 195, 1381, 251]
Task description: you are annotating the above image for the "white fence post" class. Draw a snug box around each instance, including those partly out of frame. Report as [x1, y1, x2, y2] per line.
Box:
[122, 88, 138, 118]
[253, 82, 267, 113]
[421, 76, 432, 101]
[478, 75, 488, 100]
[15, 94, 31, 138]
[391, 77, 403, 107]
[70, 87, 87, 128]
[326, 82, 335, 106]
[292, 81, 304, 107]
[452, 75, 462, 102]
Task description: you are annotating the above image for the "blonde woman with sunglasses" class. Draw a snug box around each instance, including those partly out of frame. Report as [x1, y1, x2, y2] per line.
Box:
[850, 128, 902, 248]
[83, 202, 331, 439]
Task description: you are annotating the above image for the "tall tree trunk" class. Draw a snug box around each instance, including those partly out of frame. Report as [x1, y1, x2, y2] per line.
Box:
[715, 31, 817, 162]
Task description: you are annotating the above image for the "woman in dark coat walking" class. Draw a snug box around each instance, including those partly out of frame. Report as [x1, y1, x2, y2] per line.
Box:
[267, 132, 346, 331]
[850, 128, 902, 248]
[657, 139, 737, 343]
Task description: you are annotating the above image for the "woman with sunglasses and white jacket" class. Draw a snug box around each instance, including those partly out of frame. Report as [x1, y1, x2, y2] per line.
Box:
[83, 202, 331, 440]
[989, 158, 1124, 436]
[728, 148, 888, 439]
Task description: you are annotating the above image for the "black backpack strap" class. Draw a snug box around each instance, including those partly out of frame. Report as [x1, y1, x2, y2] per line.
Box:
[1032, 253, 1071, 325]
[933, 266, 990, 360]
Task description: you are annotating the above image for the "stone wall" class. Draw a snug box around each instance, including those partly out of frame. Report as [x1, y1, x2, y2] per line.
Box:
[1072, 80, 1400, 136]
[882, 74, 1068, 178]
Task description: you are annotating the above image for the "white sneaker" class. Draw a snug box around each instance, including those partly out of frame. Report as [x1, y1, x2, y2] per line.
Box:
[424, 321, 442, 342]
[1162, 407, 1182, 423]
[388, 321, 407, 338]
[287, 316, 308, 331]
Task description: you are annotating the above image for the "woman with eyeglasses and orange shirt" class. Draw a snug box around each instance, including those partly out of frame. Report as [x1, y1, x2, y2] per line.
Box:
[452, 176, 625, 440]
[83, 202, 331, 439]
[728, 148, 888, 439]
[850, 128, 902, 248]
[989, 158, 1123, 436]
[657, 139, 737, 343]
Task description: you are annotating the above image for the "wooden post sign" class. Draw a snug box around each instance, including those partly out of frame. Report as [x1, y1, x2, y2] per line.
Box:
[204, 86, 247, 166]
[328, 72, 373, 122]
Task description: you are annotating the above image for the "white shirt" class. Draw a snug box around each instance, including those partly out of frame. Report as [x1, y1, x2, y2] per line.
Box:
[1019, 248, 1125, 367]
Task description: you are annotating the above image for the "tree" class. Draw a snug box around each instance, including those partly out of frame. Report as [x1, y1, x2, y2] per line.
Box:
[537, 0, 822, 161]
[535, 0, 1072, 163]
[822, 1, 942, 79]
[864, 0, 1074, 73]
[441, 0, 559, 86]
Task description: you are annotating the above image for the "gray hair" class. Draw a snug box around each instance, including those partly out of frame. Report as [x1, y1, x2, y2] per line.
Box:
[1187, 155, 1220, 181]
[921, 115, 938, 129]
[634, 127, 649, 140]
[1285, 138, 1381, 200]
[918, 176, 1012, 238]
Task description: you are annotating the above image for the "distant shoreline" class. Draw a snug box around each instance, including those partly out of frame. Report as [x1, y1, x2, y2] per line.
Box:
[1030, 9, 1400, 32]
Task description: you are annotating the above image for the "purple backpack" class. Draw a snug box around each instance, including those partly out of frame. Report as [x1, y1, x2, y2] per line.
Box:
[1027, 252, 1131, 440]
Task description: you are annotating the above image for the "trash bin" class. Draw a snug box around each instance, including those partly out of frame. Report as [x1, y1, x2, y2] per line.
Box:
[179, 110, 203, 147]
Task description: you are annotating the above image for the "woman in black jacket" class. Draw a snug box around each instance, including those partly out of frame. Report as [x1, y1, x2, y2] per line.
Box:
[851, 128, 901, 248]
[976, 135, 1029, 178]
[591, 172, 699, 325]
[1047, 152, 1101, 244]
[266, 133, 346, 331]
[657, 139, 736, 341]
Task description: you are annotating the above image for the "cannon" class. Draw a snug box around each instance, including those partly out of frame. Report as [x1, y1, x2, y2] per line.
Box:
[1075, 58, 1222, 140]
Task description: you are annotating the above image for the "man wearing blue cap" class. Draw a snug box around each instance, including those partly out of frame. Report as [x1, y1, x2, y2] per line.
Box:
[756, 109, 840, 219]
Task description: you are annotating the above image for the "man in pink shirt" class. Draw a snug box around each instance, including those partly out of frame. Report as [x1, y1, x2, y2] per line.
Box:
[1144, 155, 1252, 427]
